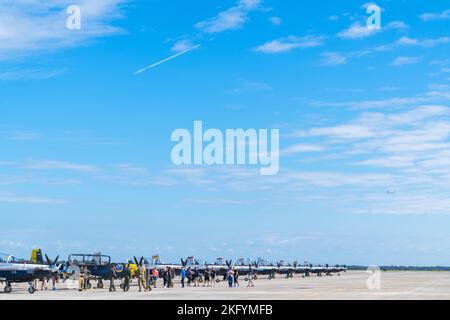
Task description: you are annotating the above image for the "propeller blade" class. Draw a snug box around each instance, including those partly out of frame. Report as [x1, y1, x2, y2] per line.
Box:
[53, 255, 60, 266]
[45, 254, 51, 265]
[139, 257, 144, 267]
[134, 256, 139, 266]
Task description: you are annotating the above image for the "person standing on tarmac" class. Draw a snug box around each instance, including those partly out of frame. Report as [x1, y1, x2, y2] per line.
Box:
[152, 268, 159, 288]
[109, 266, 117, 292]
[247, 268, 255, 288]
[204, 268, 211, 287]
[79, 265, 86, 292]
[146, 268, 153, 290]
[211, 269, 217, 286]
[123, 266, 131, 292]
[234, 269, 240, 287]
[181, 268, 187, 288]
[163, 267, 169, 288]
[227, 269, 234, 288]
[51, 272, 58, 291]
[167, 267, 174, 288]
[186, 268, 192, 287]
[193, 268, 200, 287]
[84, 267, 92, 290]
[138, 264, 147, 292]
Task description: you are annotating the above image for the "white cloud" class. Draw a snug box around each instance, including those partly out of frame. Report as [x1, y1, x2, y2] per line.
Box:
[311, 93, 450, 110]
[254, 35, 324, 54]
[328, 15, 339, 21]
[295, 124, 375, 140]
[385, 21, 409, 30]
[195, 0, 261, 34]
[281, 144, 324, 156]
[337, 21, 408, 40]
[390, 56, 422, 67]
[0, 68, 65, 81]
[171, 39, 198, 53]
[397, 36, 450, 47]
[0, 0, 128, 60]
[0, 192, 66, 204]
[338, 22, 376, 39]
[320, 52, 347, 66]
[420, 9, 450, 21]
[26, 160, 99, 173]
[377, 36, 450, 51]
[269, 16, 282, 26]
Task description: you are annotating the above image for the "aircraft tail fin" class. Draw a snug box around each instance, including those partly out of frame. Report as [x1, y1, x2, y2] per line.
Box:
[31, 248, 44, 264]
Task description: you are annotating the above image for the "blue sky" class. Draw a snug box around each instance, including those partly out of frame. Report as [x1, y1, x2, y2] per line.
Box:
[1, 0, 450, 265]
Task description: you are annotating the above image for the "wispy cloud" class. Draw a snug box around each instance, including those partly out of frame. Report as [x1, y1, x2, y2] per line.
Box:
[25, 160, 100, 173]
[390, 56, 422, 67]
[338, 22, 377, 39]
[376, 36, 450, 51]
[281, 144, 324, 156]
[0, 0, 128, 60]
[420, 9, 450, 21]
[269, 16, 282, 26]
[171, 39, 198, 53]
[337, 21, 407, 40]
[320, 52, 348, 66]
[0, 68, 65, 81]
[230, 80, 273, 93]
[0, 192, 66, 205]
[254, 35, 325, 54]
[312, 89, 450, 109]
[195, 0, 261, 34]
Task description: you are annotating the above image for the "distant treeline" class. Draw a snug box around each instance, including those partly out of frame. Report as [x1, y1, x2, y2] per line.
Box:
[347, 265, 450, 271]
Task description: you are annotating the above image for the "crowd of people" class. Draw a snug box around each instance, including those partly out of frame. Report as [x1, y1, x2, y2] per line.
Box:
[34, 271, 59, 291]
[75, 265, 256, 292]
[32, 264, 257, 293]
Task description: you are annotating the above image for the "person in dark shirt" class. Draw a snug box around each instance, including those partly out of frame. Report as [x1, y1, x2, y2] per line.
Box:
[123, 267, 131, 292]
[109, 266, 117, 292]
[163, 267, 169, 288]
[210, 269, 217, 286]
[186, 268, 192, 287]
[204, 268, 211, 287]
[234, 269, 240, 287]
[167, 267, 174, 288]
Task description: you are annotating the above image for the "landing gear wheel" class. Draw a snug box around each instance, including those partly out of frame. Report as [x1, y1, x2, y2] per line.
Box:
[86, 283, 92, 290]
[97, 282, 104, 289]
[120, 283, 125, 290]
[28, 286, 35, 294]
[4, 285, 12, 293]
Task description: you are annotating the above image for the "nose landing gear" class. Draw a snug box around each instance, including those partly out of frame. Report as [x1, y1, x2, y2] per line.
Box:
[28, 282, 36, 294]
[4, 282, 12, 293]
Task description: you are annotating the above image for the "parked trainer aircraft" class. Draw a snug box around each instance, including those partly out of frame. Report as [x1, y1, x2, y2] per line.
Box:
[0, 252, 60, 294]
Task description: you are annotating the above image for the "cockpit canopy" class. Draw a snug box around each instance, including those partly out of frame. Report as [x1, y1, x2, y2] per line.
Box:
[0, 253, 25, 264]
[68, 254, 111, 266]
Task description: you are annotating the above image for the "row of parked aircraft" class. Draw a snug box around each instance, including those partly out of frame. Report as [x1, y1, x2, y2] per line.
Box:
[0, 250, 347, 294]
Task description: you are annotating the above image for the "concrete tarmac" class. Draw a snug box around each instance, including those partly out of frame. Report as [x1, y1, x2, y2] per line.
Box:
[1, 271, 450, 300]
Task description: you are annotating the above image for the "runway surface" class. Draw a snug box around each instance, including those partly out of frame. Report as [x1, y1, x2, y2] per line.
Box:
[1, 271, 450, 300]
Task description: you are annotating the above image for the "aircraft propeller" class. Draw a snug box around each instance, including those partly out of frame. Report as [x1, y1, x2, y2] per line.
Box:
[45, 254, 60, 267]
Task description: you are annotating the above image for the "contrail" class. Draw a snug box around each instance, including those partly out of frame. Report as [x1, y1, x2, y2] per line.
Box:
[133, 44, 201, 75]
